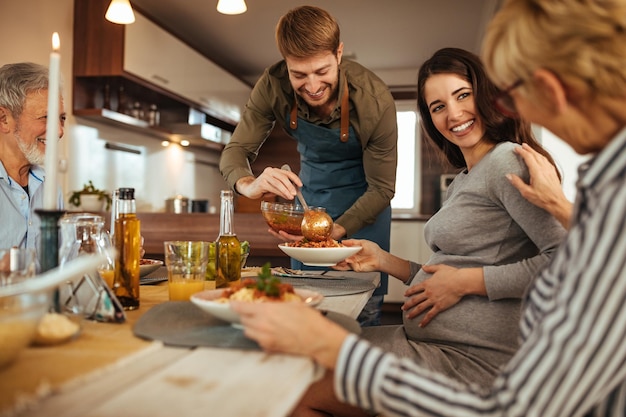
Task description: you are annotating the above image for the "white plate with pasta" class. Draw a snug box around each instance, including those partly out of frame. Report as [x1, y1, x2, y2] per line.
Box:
[190, 287, 323, 325]
[278, 243, 361, 266]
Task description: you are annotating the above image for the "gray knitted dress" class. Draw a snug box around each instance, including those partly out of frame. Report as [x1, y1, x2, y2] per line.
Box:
[362, 142, 567, 388]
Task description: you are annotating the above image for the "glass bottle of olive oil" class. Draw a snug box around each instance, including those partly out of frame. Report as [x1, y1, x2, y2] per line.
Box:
[215, 190, 241, 289]
[113, 188, 141, 309]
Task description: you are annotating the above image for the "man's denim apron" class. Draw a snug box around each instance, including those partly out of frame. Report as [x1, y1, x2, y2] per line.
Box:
[286, 94, 391, 306]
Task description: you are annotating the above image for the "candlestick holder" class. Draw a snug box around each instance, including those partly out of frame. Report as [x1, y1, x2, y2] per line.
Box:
[35, 209, 66, 311]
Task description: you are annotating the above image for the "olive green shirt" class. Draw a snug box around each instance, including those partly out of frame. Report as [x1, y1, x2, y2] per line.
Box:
[219, 59, 398, 236]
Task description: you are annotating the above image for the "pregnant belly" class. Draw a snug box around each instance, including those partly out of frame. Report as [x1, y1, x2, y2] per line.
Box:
[403, 295, 522, 353]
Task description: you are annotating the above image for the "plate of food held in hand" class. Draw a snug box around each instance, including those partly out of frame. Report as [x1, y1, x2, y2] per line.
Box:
[190, 264, 323, 325]
[139, 259, 163, 277]
[278, 238, 361, 267]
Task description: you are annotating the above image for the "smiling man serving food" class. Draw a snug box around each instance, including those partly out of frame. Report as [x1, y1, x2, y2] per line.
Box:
[219, 5, 397, 326]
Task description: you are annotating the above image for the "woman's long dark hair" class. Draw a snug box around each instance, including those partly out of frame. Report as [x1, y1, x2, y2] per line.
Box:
[417, 47, 559, 175]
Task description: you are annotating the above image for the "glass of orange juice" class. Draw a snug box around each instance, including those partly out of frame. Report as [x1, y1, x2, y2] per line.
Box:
[98, 267, 115, 288]
[96, 232, 116, 289]
[164, 241, 209, 301]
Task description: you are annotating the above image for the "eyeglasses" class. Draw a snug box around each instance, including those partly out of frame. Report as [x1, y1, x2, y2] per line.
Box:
[494, 79, 524, 118]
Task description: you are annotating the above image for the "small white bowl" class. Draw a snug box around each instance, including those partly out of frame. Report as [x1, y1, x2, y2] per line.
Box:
[278, 244, 362, 266]
[191, 288, 323, 325]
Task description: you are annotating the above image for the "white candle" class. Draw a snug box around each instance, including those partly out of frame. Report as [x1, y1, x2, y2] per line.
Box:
[43, 32, 61, 210]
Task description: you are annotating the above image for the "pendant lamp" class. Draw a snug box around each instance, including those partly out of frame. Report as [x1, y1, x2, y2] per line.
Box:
[217, 0, 247, 15]
[105, 0, 136, 24]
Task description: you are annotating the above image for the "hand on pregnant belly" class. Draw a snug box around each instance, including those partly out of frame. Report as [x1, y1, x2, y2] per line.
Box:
[403, 264, 465, 327]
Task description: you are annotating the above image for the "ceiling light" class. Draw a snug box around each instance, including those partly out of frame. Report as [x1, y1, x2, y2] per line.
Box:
[217, 0, 247, 15]
[180, 140, 190, 147]
[105, 0, 135, 24]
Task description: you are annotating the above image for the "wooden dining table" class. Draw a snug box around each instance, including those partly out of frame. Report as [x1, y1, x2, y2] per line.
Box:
[0, 270, 379, 417]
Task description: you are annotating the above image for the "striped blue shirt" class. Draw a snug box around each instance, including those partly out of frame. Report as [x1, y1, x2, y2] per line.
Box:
[335, 127, 626, 417]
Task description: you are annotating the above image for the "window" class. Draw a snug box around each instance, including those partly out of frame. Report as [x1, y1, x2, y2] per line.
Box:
[391, 100, 421, 215]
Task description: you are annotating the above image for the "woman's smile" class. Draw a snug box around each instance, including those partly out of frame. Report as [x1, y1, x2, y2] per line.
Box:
[451, 119, 475, 134]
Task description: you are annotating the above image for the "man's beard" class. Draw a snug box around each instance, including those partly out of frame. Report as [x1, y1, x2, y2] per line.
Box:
[15, 130, 45, 166]
[300, 82, 338, 112]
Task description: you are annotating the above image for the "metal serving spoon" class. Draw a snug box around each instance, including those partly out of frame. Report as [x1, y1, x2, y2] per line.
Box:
[281, 164, 334, 241]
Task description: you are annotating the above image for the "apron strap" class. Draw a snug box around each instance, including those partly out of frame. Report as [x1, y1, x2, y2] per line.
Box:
[290, 78, 350, 142]
[340, 78, 350, 142]
[290, 96, 298, 130]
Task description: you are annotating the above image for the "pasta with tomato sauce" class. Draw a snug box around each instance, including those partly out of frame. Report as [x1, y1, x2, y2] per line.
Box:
[217, 278, 302, 303]
[286, 238, 344, 248]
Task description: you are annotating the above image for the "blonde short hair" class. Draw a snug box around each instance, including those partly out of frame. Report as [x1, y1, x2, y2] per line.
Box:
[482, 0, 626, 98]
[275, 5, 340, 59]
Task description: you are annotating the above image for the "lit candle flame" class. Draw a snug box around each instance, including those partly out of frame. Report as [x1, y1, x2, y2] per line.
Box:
[52, 32, 60, 51]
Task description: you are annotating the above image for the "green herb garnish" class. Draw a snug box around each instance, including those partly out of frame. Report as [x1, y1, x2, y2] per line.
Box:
[254, 262, 281, 298]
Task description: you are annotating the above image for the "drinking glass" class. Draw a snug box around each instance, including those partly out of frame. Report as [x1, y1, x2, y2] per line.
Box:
[164, 241, 209, 301]
[0, 248, 36, 286]
[60, 214, 116, 278]
[58, 213, 116, 316]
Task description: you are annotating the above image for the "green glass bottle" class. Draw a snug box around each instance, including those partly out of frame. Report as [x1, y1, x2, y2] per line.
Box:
[215, 190, 241, 289]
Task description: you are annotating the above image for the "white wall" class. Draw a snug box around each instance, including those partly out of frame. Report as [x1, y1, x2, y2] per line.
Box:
[1, 0, 227, 212]
[66, 120, 225, 212]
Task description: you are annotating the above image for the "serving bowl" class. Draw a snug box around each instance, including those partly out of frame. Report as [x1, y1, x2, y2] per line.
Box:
[190, 288, 323, 325]
[0, 253, 110, 369]
[278, 244, 362, 267]
[260, 201, 304, 235]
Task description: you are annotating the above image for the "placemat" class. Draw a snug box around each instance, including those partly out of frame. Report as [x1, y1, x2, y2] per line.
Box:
[133, 301, 360, 350]
[140, 267, 168, 285]
[276, 276, 376, 297]
[140, 276, 168, 285]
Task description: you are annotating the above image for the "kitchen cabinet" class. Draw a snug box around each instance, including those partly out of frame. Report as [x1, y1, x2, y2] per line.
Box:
[123, 13, 186, 95]
[72, 0, 251, 149]
[125, 13, 251, 126]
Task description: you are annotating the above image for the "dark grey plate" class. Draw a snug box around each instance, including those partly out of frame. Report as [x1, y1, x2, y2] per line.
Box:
[140, 276, 168, 285]
[133, 302, 360, 349]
